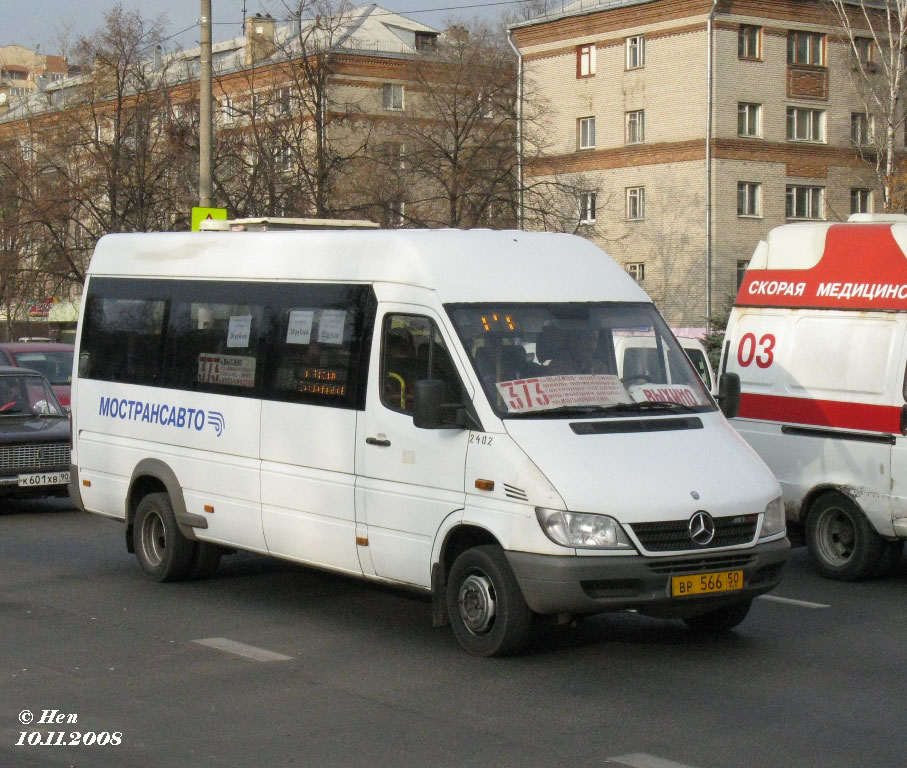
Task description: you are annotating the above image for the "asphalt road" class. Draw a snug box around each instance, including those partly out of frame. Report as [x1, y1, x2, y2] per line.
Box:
[1, 498, 905, 768]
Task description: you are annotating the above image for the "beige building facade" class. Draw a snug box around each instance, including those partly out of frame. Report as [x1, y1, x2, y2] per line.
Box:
[512, 0, 884, 326]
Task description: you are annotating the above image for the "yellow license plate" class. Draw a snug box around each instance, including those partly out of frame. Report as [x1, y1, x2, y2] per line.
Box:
[671, 570, 744, 597]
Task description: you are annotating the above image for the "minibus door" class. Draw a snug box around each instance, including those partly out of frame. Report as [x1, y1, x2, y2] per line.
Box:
[355, 309, 470, 587]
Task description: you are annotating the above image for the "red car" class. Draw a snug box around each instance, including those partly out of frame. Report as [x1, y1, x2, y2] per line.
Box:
[0, 343, 74, 407]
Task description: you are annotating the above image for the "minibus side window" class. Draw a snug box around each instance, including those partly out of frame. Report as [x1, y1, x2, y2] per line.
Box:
[380, 314, 466, 415]
[164, 299, 265, 395]
[80, 284, 168, 385]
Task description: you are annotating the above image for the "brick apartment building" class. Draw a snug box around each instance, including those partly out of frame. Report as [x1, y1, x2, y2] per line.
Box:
[511, 0, 885, 326]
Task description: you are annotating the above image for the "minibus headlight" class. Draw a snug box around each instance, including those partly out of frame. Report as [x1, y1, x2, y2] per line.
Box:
[535, 507, 633, 550]
[760, 496, 786, 538]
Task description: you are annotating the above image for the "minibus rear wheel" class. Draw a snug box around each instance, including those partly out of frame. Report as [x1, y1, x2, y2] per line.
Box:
[133, 492, 195, 582]
[446, 545, 532, 657]
[806, 492, 882, 581]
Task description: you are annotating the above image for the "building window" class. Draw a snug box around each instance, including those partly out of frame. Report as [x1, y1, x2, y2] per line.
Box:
[737, 260, 749, 289]
[738, 25, 762, 59]
[786, 185, 824, 219]
[275, 87, 291, 115]
[278, 145, 293, 172]
[415, 32, 438, 51]
[626, 35, 645, 69]
[787, 107, 825, 142]
[221, 97, 236, 123]
[578, 116, 596, 150]
[737, 103, 761, 137]
[851, 188, 872, 214]
[251, 93, 262, 118]
[626, 262, 645, 282]
[382, 83, 404, 111]
[851, 112, 873, 145]
[577, 43, 596, 77]
[579, 191, 597, 223]
[626, 187, 645, 220]
[737, 182, 762, 217]
[626, 110, 645, 144]
[788, 30, 825, 66]
[854, 37, 874, 65]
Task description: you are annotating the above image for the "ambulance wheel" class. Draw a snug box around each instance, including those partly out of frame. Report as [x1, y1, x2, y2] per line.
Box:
[133, 492, 195, 582]
[806, 493, 883, 581]
[682, 600, 752, 633]
[446, 545, 532, 657]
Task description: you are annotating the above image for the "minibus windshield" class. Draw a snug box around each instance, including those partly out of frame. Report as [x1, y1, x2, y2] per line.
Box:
[447, 302, 715, 419]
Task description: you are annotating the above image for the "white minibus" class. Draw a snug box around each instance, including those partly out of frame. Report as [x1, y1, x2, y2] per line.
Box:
[70, 223, 787, 655]
[722, 215, 907, 581]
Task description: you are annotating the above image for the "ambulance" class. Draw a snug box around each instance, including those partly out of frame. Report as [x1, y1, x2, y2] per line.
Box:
[722, 214, 907, 580]
[69, 221, 787, 655]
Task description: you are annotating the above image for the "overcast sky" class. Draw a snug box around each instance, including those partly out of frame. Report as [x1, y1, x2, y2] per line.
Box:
[3, 0, 530, 53]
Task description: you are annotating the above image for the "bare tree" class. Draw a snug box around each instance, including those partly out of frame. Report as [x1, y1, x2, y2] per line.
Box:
[826, 0, 907, 210]
[375, 22, 520, 228]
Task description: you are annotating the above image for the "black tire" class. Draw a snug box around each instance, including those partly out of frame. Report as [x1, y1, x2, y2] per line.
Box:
[189, 542, 223, 580]
[682, 600, 752, 633]
[133, 492, 195, 582]
[446, 545, 533, 657]
[874, 540, 904, 578]
[805, 492, 884, 581]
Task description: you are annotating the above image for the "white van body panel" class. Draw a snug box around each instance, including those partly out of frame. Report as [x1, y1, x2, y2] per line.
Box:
[76, 378, 267, 551]
[723, 220, 907, 545]
[504, 413, 777, 539]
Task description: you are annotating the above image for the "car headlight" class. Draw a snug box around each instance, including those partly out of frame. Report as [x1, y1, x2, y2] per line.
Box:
[536, 507, 633, 550]
[760, 496, 786, 538]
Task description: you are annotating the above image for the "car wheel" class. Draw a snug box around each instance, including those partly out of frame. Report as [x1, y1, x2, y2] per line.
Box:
[806, 492, 883, 581]
[446, 545, 533, 657]
[682, 600, 752, 633]
[133, 492, 195, 582]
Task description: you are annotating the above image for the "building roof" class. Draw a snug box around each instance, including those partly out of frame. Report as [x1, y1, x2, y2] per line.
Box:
[1, 4, 439, 122]
[509, 0, 659, 31]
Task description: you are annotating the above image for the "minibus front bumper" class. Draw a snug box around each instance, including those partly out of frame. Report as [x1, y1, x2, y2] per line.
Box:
[505, 537, 790, 618]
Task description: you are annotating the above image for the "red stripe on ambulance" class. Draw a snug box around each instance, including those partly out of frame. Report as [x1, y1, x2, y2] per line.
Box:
[739, 392, 901, 434]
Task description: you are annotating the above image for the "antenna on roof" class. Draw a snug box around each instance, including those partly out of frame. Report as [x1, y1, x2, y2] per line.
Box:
[241, 0, 248, 34]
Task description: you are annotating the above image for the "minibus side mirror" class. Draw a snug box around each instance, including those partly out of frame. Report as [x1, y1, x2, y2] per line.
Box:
[78, 353, 90, 378]
[900, 404, 907, 436]
[718, 373, 741, 419]
[413, 379, 476, 430]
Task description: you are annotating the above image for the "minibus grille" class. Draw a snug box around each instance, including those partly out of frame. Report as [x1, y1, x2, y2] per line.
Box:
[631, 515, 758, 553]
[0, 443, 70, 471]
[645, 554, 755, 575]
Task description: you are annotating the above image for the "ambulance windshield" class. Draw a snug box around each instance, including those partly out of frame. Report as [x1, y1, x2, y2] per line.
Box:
[447, 302, 715, 418]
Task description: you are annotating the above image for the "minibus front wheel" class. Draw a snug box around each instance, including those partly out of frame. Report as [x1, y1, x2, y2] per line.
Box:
[447, 545, 532, 657]
[133, 492, 196, 582]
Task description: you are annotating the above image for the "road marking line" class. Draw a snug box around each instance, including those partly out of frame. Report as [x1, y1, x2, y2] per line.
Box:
[608, 753, 699, 768]
[757, 595, 830, 609]
[194, 637, 293, 662]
